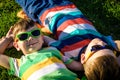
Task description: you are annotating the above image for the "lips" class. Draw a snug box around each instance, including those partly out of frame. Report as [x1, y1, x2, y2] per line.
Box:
[27, 42, 38, 46]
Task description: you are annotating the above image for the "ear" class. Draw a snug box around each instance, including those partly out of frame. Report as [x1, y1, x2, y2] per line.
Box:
[81, 53, 86, 64]
[115, 40, 120, 51]
[13, 42, 20, 51]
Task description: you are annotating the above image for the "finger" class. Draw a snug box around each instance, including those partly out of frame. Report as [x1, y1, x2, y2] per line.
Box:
[7, 40, 14, 48]
[0, 36, 5, 42]
[6, 26, 14, 37]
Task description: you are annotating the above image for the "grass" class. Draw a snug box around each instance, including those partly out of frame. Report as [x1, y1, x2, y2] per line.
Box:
[71, 0, 120, 39]
[0, 0, 120, 79]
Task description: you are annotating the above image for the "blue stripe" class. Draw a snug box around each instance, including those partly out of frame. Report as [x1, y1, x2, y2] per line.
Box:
[48, 15, 86, 34]
[50, 29, 112, 50]
[59, 29, 101, 40]
[49, 11, 83, 32]
[50, 34, 104, 50]
[69, 30, 113, 45]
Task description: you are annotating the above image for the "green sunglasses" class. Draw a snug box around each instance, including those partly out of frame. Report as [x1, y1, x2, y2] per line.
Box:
[16, 28, 41, 41]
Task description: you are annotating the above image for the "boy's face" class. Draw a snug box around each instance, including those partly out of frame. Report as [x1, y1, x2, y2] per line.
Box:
[13, 26, 43, 55]
[81, 38, 116, 64]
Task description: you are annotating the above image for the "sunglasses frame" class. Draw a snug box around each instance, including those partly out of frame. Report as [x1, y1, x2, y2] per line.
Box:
[16, 28, 41, 41]
[84, 45, 115, 62]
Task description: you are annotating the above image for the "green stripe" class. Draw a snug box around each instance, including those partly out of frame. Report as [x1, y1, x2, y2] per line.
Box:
[38, 68, 78, 80]
[8, 58, 16, 75]
[19, 48, 62, 77]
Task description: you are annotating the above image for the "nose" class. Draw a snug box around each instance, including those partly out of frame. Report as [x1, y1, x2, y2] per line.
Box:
[28, 36, 33, 41]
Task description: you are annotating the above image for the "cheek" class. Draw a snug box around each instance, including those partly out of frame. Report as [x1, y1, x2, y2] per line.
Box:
[18, 42, 27, 49]
[38, 36, 44, 43]
[38, 39, 44, 47]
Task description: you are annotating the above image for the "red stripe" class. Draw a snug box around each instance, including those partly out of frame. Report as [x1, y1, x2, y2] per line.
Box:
[40, 4, 76, 25]
[57, 18, 93, 37]
[61, 39, 91, 53]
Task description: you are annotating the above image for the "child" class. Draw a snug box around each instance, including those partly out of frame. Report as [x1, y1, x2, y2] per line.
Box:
[0, 19, 81, 80]
[15, 0, 120, 80]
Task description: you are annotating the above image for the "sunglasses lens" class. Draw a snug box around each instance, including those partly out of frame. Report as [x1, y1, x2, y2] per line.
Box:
[31, 29, 40, 37]
[16, 29, 40, 41]
[18, 33, 28, 41]
[91, 45, 102, 51]
[91, 45, 114, 52]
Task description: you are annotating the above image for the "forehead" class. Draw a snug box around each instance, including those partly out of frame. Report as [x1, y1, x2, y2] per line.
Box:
[26, 25, 38, 31]
[16, 25, 38, 34]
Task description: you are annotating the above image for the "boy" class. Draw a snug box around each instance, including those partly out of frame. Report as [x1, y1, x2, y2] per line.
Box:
[15, 0, 120, 80]
[0, 19, 80, 80]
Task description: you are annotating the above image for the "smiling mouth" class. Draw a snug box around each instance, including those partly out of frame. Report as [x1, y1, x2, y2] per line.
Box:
[27, 42, 38, 46]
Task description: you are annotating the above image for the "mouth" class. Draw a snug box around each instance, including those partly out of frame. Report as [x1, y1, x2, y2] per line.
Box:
[27, 42, 38, 46]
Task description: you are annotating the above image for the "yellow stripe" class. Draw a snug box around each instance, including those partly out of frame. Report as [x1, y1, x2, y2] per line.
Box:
[21, 57, 63, 79]
[16, 59, 20, 67]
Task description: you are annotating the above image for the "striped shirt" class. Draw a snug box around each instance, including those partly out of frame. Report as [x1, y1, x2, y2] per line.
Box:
[16, 0, 116, 60]
[8, 47, 79, 80]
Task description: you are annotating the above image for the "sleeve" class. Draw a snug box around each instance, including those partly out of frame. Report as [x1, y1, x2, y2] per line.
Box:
[47, 47, 63, 59]
[62, 56, 74, 64]
[8, 58, 19, 77]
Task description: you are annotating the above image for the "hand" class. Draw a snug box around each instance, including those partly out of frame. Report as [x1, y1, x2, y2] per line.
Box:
[5, 26, 14, 48]
[115, 40, 120, 51]
[6, 26, 14, 38]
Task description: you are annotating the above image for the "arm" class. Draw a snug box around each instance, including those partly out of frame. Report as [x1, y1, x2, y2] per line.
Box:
[0, 36, 13, 54]
[66, 60, 84, 71]
[0, 37, 11, 69]
[62, 56, 84, 71]
[0, 27, 14, 54]
[0, 26, 14, 69]
[0, 54, 10, 69]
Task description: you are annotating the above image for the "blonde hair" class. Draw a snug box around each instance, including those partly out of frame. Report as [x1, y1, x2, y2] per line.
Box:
[17, 10, 28, 19]
[12, 19, 36, 39]
[83, 55, 120, 80]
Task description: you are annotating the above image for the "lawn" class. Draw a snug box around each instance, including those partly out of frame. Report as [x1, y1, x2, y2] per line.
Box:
[0, 0, 120, 80]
